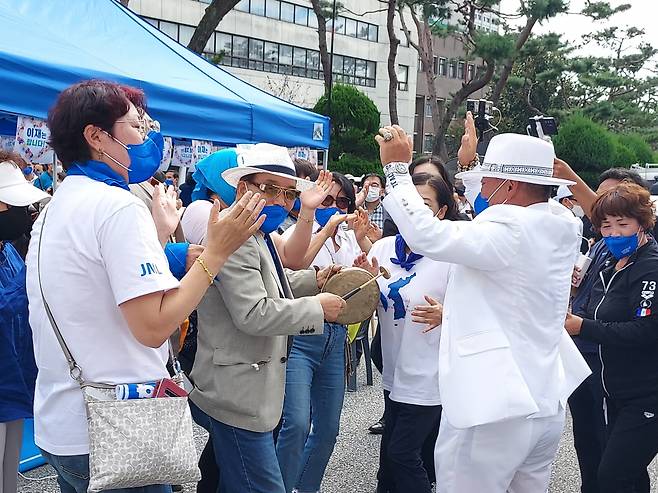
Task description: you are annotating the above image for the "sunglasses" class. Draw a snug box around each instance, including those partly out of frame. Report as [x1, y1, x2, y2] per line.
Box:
[322, 195, 352, 210]
[248, 181, 300, 202]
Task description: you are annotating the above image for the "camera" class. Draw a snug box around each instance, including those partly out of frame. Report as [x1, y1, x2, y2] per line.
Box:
[527, 116, 558, 140]
[466, 99, 493, 120]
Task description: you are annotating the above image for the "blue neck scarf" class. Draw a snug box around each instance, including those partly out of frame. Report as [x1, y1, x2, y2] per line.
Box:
[66, 160, 129, 191]
[390, 234, 423, 271]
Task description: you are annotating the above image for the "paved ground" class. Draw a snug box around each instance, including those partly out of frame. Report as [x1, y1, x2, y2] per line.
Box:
[17, 364, 658, 492]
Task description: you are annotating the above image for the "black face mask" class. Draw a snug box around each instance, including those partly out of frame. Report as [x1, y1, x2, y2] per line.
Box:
[0, 206, 32, 241]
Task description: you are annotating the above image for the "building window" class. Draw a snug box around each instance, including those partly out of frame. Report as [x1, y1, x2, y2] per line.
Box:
[266, 0, 280, 18]
[357, 21, 369, 40]
[467, 63, 475, 81]
[449, 59, 457, 78]
[368, 24, 378, 42]
[432, 56, 438, 75]
[345, 18, 357, 37]
[438, 57, 447, 76]
[280, 2, 294, 22]
[236, 0, 250, 12]
[249, 38, 264, 70]
[423, 134, 434, 153]
[159, 20, 179, 40]
[332, 54, 375, 87]
[308, 11, 318, 28]
[399, 28, 408, 46]
[397, 64, 408, 91]
[424, 100, 432, 118]
[294, 5, 308, 26]
[458, 61, 465, 79]
[250, 0, 265, 16]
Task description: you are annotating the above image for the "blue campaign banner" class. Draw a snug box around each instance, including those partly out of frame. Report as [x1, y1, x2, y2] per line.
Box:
[19, 419, 45, 472]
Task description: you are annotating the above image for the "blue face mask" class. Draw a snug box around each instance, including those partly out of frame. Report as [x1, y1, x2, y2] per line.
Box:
[473, 193, 489, 215]
[103, 130, 164, 184]
[291, 197, 301, 213]
[315, 207, 343, 227]
[164, 179, 174, 187]
[23, 166, 33, 176]
[259, 205, 289, 234]
[604, 231, 641, 260]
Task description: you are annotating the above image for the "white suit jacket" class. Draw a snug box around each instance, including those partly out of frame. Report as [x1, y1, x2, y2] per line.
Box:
[383, 168, 591, 429]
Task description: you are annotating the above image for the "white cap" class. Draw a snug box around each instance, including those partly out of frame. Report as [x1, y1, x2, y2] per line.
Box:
[0, 160, 50, 206]
[555, 185, 573, 201]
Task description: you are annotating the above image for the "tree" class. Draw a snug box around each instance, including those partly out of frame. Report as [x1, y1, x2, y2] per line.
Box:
[385, 0, 401, 124]
[552, 114, 615, 174]
[188, 0, 242, 54]
[617, 134, 654, 164]
[309, 0, 335, 95]
[313, 84, 381, 172]
[399, 0, 513, 160]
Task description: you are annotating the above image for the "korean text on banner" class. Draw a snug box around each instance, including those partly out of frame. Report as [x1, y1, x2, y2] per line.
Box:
[14, 116, 54, 165]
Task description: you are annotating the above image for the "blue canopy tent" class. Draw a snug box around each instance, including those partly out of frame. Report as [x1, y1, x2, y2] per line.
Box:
[0, 0, 329, 148]
[0, 0, 329, 472]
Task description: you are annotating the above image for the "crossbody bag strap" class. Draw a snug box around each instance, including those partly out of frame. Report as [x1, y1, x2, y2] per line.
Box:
[37, 207, 86, 385]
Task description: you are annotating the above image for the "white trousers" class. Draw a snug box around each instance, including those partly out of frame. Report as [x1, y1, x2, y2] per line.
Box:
[0, 419, 23, 493]
[435, 408, 565, 493]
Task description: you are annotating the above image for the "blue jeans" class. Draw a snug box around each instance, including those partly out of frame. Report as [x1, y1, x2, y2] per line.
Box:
[276, 323, 347, 493]
[39, 449, 172, 493]
[203, 412, 286, 493]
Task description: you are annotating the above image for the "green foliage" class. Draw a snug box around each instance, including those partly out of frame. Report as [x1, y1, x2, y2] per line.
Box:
[552, 114, 615, 172]
[328, 153, 380, 176]
[612, 142, 636, 168]
[313, 84, 381, 166]
[473, 32, 515, 61]
[616, 134, 654, 164]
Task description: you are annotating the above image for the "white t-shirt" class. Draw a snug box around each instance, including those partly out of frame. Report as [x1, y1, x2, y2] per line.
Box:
[369, 236, 452, 406]
[282, 219, 362, 270]
[181, 199, 213, 245]
[26, 176, 180, 455]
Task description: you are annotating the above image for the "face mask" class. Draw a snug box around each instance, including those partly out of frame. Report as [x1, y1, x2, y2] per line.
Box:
[315, 207, 343, 227]
[259, 205, 289, 234]
[0, 206, 31, 241]
[486, 179, 509, 205]
[291, 197, 301, 213]
[164, 179, 174, 187]
[102, 130, 164, 184]
[603, 229, 642, 260]
[572, 205, 585, 218]
[473, 193, 489, 215]
[365, 186, 381, 203]
[23, 166, 33, 176]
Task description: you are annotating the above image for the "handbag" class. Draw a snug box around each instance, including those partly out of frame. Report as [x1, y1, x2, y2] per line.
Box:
[37, 208, 200, 492]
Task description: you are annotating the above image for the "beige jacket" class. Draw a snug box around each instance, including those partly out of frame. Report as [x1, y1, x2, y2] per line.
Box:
[189, 233, 324, 432]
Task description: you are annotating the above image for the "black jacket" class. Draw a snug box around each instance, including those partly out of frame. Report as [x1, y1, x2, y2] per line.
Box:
[581, 238, 658, 400]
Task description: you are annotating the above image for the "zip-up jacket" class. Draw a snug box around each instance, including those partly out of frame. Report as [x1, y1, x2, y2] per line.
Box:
[580, 238, 658, 399]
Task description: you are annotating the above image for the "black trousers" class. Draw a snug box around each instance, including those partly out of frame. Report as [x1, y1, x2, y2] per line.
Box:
[598, 394, 658, 493]
[376, 391, 442, 493]
[568, 352, 606, 493]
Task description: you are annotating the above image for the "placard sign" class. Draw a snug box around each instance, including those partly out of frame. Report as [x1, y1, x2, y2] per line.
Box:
[14, 116, 54, 164]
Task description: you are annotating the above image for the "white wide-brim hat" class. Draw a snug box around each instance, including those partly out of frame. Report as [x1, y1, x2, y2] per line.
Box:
[456, 133, 575, 187]
[0, 160, 50, 206]
[222, 143, 315, 192]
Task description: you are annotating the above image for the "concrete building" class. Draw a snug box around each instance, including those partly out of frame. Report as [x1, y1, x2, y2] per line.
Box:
[129, 0, 419, 136]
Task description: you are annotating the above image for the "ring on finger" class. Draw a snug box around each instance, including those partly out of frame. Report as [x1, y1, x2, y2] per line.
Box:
[382, 131, 393, 142]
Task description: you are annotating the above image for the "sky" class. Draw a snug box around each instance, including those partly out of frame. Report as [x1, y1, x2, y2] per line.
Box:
[498, 0, 658, 58]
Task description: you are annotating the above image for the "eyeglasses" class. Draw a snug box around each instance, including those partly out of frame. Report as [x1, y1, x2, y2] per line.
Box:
[249, 181, 300, 202]
[116, 113, 160, 139]
[322, 195, 352, 210]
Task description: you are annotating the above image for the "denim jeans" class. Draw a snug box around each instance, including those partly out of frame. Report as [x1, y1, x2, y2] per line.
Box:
[39, 449, 172, 493]
[205, 414, 286, 493]
[276, 323, 347, 493]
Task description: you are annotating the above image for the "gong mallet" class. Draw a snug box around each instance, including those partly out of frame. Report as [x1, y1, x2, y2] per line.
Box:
[341, 266, 391, 301]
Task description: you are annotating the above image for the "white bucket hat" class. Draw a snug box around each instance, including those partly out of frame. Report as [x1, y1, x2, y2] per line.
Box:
[222, 143, 314, 192]
[456, 134, 575, 187]
[555, 184, 574, 201]
[0, 160, 50, 206]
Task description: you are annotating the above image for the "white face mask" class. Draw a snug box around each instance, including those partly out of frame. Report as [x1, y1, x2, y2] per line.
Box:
[572, 205, 585, 218]
[365, 185, 381, 203]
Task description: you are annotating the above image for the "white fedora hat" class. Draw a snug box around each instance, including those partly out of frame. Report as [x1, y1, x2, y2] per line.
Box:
[0, 160, 50, 206]
[456, 134, 575, 187]
[222, 143, 314, 192]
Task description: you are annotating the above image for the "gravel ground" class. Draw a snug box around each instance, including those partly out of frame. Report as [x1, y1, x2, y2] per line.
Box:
[17, 364, 657, 492]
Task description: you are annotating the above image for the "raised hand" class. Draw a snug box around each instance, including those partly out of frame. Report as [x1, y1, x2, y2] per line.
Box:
[353, 252, 379, 276]
[412, 295, 444, 333]
[367, 222, 383, 243]
[352, 207, 372, 241]
[457, 111, 478, 169]
[355, 183, 369, 208]
[375, 125, 413, 166]
[204, 191, 266, 262]
[152, 183, 181, 245]
[321, 212, 350, 239]
[553, 158, 579, 181]
[300, 170, 334, 210]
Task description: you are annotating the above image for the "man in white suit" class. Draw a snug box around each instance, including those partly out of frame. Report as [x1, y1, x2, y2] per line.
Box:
[376, 125, 591, 493]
